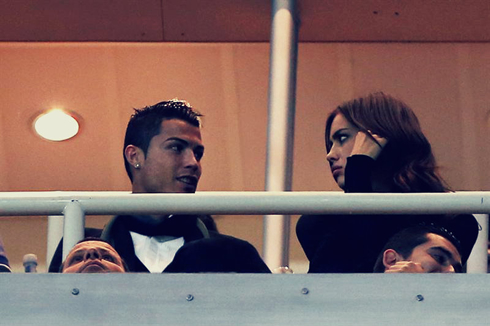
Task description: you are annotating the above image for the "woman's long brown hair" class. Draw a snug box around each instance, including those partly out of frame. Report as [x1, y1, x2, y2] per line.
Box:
[325, 92, 448, 192]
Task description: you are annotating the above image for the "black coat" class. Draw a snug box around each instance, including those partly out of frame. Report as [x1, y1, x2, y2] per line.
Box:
[50, 214, 271, 273]
[101, 214, 272, 273]
[296, 155, 479, 273]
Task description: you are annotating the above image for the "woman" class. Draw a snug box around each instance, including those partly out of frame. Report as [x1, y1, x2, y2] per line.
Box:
[296, 92, 478, 272]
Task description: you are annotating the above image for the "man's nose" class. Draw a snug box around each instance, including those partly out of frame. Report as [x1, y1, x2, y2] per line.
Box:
[183, 149, 200, 169]
[84, 248, 100, 261]
[442, 265, 455, 273]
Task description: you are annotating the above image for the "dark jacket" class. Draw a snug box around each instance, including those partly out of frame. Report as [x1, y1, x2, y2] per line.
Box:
[49, 214, 271, 273]
[0, 237, 11, 272]
[101, 214, 271, 273]
[296, 155, 479, 273]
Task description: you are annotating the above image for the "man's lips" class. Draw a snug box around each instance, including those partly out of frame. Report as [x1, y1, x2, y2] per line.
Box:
[80, 261, 107, 273]
[176, 176, 198, 187]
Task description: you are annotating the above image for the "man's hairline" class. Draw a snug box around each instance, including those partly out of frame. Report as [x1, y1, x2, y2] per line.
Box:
[397, 232, 463, 271]
[68, 243, 119, 258]
[137, 117, 202, 157]
[61, 239, 125, 272]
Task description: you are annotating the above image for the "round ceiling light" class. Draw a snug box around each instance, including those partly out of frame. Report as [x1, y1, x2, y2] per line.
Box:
[33, 109, 80, 141]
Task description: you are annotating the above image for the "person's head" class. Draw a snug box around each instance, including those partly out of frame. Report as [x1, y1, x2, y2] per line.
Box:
[325, 92, 447, 192]
[123, 100, 204, 193]
[61, 238, 127, 273]
[373, 225, 463, 273]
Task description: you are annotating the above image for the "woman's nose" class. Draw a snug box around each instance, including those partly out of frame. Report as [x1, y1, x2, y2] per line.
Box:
[326, 146, 338, 163]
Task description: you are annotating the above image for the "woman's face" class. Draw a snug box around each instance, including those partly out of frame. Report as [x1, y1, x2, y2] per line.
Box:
[326, 113, 359, 189]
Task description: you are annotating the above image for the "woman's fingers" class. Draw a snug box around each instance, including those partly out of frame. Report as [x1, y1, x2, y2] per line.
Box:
[351, 130, 388, 160]
[367, 130, 388, 149]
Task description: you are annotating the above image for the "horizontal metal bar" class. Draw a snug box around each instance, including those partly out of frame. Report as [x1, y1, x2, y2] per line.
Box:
[0, 191, 489, 216]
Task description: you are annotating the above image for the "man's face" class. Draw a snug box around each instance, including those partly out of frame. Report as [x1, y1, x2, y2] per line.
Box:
[62, 241, 125, 273]
[133, 119, 204, 194]
[407, 233, 462, 273]
[386, 233, 462, 273]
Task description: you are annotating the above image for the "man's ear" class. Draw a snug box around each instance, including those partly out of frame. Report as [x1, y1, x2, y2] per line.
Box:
[382, 249, 403, 269]
[124, 145, 144, 168]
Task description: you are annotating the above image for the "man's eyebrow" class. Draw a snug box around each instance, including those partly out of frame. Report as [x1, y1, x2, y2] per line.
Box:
[71, 247, 112, 255]
[69, 249, 86, 257]
[432, 246, 453, 258]
[164, 137, 188, 144]
[165, 137, 203, 146]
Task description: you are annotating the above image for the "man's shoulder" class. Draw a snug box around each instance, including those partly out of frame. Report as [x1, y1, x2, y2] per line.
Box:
[207, 231, 255, 246]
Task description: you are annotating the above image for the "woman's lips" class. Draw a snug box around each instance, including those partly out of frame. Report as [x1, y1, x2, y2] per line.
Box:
[331, 167, 342, 178]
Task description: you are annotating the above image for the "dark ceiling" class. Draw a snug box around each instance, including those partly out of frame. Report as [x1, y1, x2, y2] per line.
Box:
[0, 0, 489, 42]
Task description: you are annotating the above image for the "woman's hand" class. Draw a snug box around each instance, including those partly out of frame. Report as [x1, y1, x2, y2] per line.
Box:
[350, 130, 388, 160]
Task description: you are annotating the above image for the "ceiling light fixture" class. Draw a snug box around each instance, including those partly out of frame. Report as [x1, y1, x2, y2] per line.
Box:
[33, 109, 80, 141]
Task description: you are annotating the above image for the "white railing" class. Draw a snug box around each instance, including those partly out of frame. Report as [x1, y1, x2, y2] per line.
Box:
[0, 191, 488, 270]
[1, 191, 489, 326]
[2, 191, 490, 215]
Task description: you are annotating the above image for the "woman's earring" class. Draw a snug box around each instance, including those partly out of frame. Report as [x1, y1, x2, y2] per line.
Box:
[135, 163, 141, 169]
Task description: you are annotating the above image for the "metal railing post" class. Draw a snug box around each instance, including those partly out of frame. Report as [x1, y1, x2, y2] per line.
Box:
[467, 214, 488, 273]
[62, 200, 85, 261]
[263, 0, 299, 271]
[46, 215, 63, 268]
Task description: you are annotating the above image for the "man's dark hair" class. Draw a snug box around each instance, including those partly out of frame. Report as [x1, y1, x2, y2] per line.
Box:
[373, 224, 463, 273]
[123, 99, 202, 181]
[60, 237, 128, 272]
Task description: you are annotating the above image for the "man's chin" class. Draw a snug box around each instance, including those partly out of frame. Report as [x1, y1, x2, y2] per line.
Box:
[80, 265, 108, 273]
[176, 185, 197, 193]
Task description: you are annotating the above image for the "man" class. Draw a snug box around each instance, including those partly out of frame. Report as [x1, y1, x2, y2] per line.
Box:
[373, 224, 471, 273]
[0, 236, 11, 273]
[61, 238, 126, 273]
[100, 100, 270, 273]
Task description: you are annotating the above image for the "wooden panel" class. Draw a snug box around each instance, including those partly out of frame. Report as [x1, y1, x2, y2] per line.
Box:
[0, 1, 489, 42]
[0, 0, 163, 41]
[161, 0, 270, 42]
[0, 274, 489, 325]
[300, 0, 490, 42]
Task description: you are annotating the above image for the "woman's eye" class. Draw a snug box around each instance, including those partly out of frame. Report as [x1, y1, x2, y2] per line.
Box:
[338, 135, 348, 144]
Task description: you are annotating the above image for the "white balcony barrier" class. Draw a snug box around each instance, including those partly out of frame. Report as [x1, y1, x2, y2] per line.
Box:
[2, 190, 490, 215]
[1, 273, 490, 326]
[0, 191, 488, 268]
[0, 191, 489, 325]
